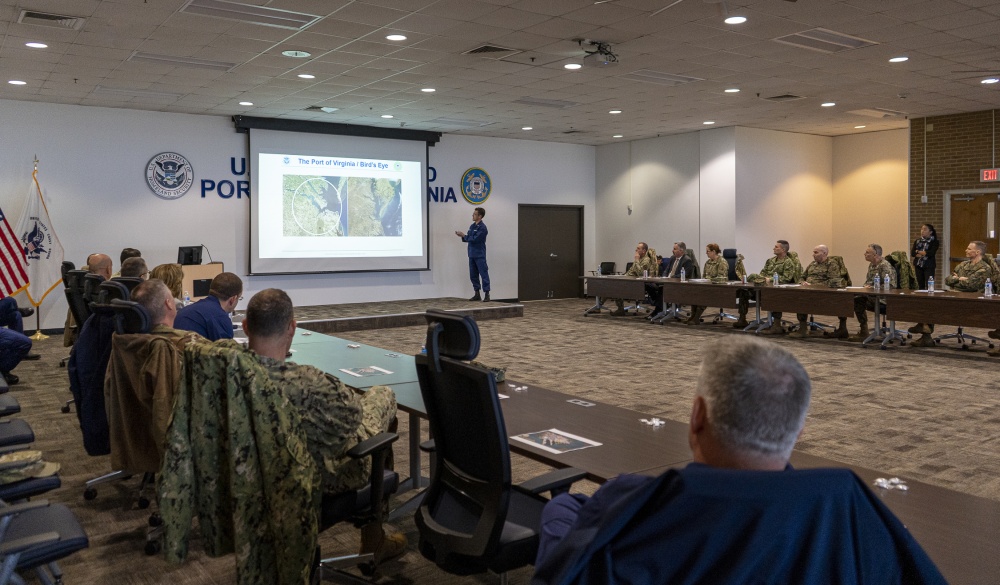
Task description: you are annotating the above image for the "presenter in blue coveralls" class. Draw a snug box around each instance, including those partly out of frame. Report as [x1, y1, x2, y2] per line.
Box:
[455, 207, 490, 302]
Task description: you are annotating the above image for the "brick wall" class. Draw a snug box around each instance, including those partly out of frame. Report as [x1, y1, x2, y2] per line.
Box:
[909, 109, 999, 282]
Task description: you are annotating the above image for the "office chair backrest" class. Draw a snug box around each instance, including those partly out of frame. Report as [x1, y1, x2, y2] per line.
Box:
[111, 276, 143, 292]
[722, 249, 738, 280]
[97, 280, 130, 305]
[65, 269, 93, 326]
[415, 310, 512, 572]
[61, 260, 75, 284]
[83, 273, 105, 308]
[683, 249, 700, 278]
[108, 299, 151, 335]
[598, 261, 615, 275]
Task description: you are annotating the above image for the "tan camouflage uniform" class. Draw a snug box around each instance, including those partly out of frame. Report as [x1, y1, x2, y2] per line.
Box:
[737, 254, 801, 323]
[945, 259, 991, 292]
[854, 259, 897, 327]
[159, 338, 319, 585]
[254, 352, 397, 494]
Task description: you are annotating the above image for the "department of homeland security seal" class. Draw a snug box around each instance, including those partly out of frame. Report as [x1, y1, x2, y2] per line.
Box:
[146, 152, 194, 200]
[461, 167, 491, 204]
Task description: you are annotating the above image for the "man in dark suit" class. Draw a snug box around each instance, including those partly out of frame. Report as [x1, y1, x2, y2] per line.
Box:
[649, 242, 695, 320]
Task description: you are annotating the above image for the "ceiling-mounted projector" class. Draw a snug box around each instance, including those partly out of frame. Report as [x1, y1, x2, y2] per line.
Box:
[578, 39, 619, 67]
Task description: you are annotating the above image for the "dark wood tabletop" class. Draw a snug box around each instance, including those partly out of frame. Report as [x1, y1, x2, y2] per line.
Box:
[581, 274, 647, 299]
[759, 285, 857, 317]
[655, 279, 744, 308]
[883, 289, 1000, 328]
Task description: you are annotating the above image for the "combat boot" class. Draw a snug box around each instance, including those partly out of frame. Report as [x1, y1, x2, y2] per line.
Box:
[469, 291, 481, 301]
[732, 312, 749, 328]
[360, 522, 407, 567]
[760, 321, 785, 335]
[788, 320, 809, 338]
[848, 325, 870, 343]
[910, 333, 936, 348]
[686, 306, 705, 325]
[483, 292, 490, 302]
[823, 320, 849, 339]
[989, 329, 1000, 340]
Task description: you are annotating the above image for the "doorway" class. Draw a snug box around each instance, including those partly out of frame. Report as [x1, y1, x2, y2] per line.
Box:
[947, 191, 1000, 273]
[518, 205, 584, 301]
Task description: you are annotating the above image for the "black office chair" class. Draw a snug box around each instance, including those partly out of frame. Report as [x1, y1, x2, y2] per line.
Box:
[58, 261, 76, 370]
[414, 310, 583, 584]
[98, 280, 132, 305]
[0, 498, 89, 585]
[589, 262, 616, 276]
[713, 248, 742, 323]
[110, 277, 143, 294]
[81, 273, 105, 310]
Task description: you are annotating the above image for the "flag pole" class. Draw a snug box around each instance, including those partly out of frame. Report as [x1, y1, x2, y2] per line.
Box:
[28, 155, 49, 340]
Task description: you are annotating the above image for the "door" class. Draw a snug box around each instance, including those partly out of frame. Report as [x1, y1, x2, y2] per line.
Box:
[518, 205, 584, 301]
[949, 193, 1000, 273]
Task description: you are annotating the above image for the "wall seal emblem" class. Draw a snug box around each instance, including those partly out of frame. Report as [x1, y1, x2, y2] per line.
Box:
[146, 152, 194, 199]
[461, 167, 491, 204]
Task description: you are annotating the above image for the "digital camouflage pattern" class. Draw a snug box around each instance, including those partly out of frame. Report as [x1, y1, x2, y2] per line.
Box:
[702, 257, 729, 283]
[761, 253, 802, 284]
[888, 250, 917, 289]
[158, 338, 319, 585]
[802, 256, 851, 287]
[945, 259, 992, 292]
[864, 259, 896, 287]
[253, 350, 397, 494]
[625, 250, 658, 277]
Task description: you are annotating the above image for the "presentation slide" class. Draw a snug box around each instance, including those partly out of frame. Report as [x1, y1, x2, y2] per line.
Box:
[248, 129, 429, 274]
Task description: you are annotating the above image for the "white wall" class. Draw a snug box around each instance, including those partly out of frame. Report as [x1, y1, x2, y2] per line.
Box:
[699, 127, 737, 256]
[0, 100, 595, 329]
[734, 127, 833, 273]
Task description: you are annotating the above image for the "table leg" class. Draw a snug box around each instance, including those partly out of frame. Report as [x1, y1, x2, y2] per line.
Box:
[862, 295, 883, 346]
[389, 412, 430, 520]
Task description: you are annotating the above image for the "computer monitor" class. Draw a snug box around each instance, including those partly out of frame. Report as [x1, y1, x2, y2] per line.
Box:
[177, 246, 203, 265]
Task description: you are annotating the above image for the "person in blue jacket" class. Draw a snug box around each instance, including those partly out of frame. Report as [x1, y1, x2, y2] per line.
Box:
[455, 207, 490, 302]
[174, 272, 242, 341]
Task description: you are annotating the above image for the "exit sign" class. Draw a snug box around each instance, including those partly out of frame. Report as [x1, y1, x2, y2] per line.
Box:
[982, 168, 1000, 182]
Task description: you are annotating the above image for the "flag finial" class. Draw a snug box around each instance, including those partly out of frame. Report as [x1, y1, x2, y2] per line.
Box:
[33, 155, 38, 171]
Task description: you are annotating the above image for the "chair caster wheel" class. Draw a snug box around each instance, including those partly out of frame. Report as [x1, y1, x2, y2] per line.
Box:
[60, 405, 70, 413]
[144, 540, 161, 555]
[358, 562, 376, 577]
[84, 488, 97, 501]
[138, 496, 151, 509]
[990, 344, 995, 349]
[149, 514, 162, 527]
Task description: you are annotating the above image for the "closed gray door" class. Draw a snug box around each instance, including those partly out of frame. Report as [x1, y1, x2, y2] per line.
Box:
[518, 205, 583, 300]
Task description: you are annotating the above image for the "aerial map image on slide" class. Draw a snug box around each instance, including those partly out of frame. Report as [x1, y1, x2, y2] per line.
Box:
[347, 177, 403, 237]
[284, 175, 348, 237]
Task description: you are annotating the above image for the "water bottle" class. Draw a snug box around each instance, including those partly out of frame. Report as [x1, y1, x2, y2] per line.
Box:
[742, 273, 747, 284]
[420, 345, 427, 355]
[873, 274, 880, 290]
[884, 273, 892, 290]
[986, 278, 993, 298]
[643, 269, 648, 278]
[183, 290, 191, 306]
[597, 264, 602, 275]
[680, 268, 686, 282]
[927, 276, 934, 292]
[772, 272, 779, 286]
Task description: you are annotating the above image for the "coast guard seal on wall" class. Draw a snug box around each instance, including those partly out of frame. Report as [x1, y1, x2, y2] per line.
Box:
[146, 152, 194, 200]
[461, 167, 491, 204]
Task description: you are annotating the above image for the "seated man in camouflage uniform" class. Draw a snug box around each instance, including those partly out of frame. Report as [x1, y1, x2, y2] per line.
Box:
[737, 240, 800, 333]
[789, 245, 850, 339]
[587, 242, 658, 316]
[850, 244, 896, 342]
[241, 288, 406, 564]
[911, 240, 993, 348]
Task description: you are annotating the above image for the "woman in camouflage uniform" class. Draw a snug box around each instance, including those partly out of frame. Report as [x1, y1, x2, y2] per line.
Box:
[685, 243, 730, 325]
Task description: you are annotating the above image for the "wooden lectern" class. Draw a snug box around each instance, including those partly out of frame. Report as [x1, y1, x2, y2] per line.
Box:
[181, 262, 224, 302]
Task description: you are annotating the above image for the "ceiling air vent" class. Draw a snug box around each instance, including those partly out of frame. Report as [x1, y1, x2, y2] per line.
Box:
[774, 28, 877, 53]
[463, 45, 522, 60]
[17, 10, 86, 30]
[847, 107, 906, 119]
[513, 97, 578, 109]
[129, 52, 236, 72]
[619, 69, 703, 86]
[427, 117, 495, 128]
[305, 106, 339, 113]
[181, 0, 320, 30]
[762, 93, 806, 102]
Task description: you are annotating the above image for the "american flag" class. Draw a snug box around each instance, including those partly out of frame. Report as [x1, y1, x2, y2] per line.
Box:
[0, 206, 29, 298]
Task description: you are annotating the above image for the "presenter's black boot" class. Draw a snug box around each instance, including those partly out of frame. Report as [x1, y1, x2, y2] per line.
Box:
[469, 291, 482, 301]
[483, 292, 490, 302]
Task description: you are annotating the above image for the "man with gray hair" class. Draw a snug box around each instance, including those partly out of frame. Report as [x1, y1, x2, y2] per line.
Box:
[131, 279, 187, 338]
[850, 243, 896, 342]
[120, 257, 149, 280]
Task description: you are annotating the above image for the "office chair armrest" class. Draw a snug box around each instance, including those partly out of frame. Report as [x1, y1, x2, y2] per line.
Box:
[0, 531, 61, 555]
[346, 432, 398, 460]
[518, 468, 586, 497]
[0, 445, 28, 457]
[0, 500, 50, 518]
[419, 439, 435, 453]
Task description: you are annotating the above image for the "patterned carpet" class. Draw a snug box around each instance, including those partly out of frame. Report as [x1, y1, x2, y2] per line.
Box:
[11, 297, 1000, 584]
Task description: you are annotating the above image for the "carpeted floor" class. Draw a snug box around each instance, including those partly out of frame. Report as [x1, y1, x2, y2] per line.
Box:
[10, 297, 1000, 584]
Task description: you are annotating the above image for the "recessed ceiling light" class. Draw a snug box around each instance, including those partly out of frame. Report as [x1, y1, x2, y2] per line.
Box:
[239, 101, 253, 106]
[297, 73, 315, 79]
[7, 80, 26, 86]
[613, 134, 623, 138]
[855, 125, 866, 129]
[724, 88, 740, 93]
[609, 109, 622, 114]
[281, 50, 311, 58]
[381, 114, 394, 119]
[386, 34, 407, 41]
[564, 63, 582, 70]
[982, 78, 999, 84]
[724, 16, 747, 24]
[421, 88, 435, 93]
[25, 42, 47, 49]
[703, 121, 715, 125]
[821, 102, 836, 107]
[888, 56, 908, 63]
[522, 126, 533, 130]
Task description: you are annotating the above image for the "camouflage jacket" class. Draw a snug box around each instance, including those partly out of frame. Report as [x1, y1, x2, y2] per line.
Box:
[703, 257, 730, 282]
[625, 250, 658, 277]
[761, 254, 801, 285]
[864, 259, 896, 287]
[159, 339, 319, 585]
[945, 259, 992, 292]
[802, 256, 849, 287]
